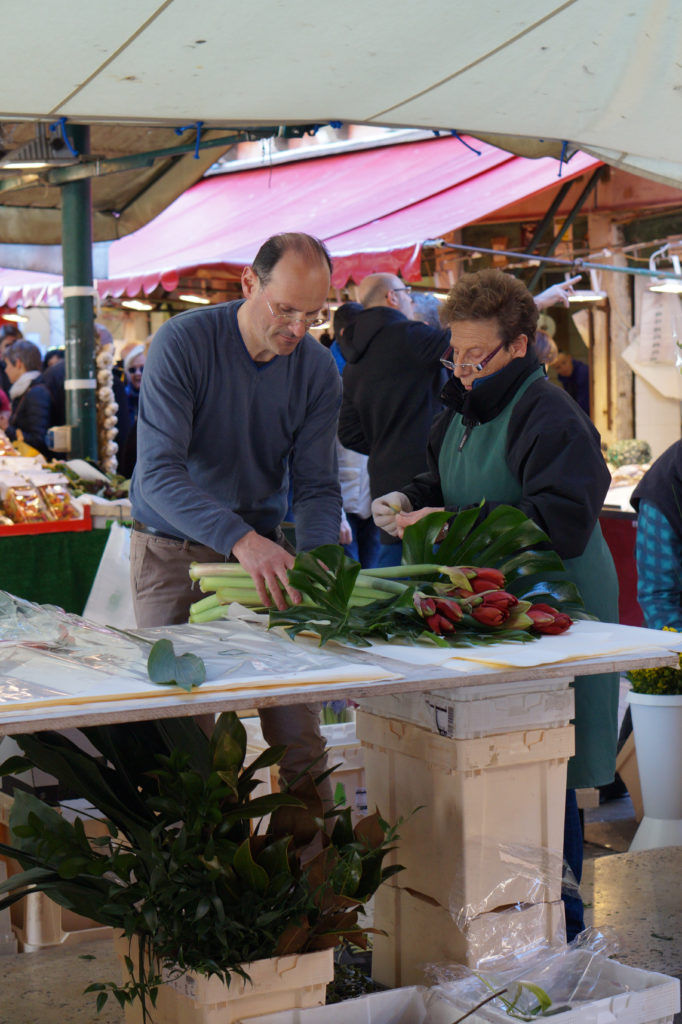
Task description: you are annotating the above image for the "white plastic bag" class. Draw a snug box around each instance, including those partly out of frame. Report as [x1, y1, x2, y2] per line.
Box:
[82, 521, 135, 628]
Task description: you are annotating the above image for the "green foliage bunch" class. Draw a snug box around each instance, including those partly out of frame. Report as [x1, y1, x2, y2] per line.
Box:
[628, 654, 682, 695]
[628, 628, 682, 695]
[0, 713, 403, 1019]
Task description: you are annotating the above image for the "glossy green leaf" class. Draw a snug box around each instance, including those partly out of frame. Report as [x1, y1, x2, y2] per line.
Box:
[401, 510, 452, 564]
[255, 836, 293, 879]
[0, 754, 33, 777]
[233, 839, 269, 891]
[147, 638, 206, 691]
[210, 712, 247, 774]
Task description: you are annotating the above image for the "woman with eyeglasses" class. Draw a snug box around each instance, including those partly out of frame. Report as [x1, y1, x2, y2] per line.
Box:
[372, 267, 619, 944]
[123, 344, 146, 422]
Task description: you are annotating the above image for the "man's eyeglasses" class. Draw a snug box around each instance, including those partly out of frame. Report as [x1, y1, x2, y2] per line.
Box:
[392, 287, 412, 296]
[440, 341, 506, 373]
[264, 296, 329, 330]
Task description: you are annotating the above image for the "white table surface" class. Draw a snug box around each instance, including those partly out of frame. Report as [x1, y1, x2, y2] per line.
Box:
[1, 616, 680, 735]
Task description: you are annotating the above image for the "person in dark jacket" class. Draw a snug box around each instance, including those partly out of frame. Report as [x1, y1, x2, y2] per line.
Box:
[4, 339, 54, 458]
[553, 350, 590, 416]
[372, 268, 619, 942]
[42, 335, 131, 462]
[337, 272, 450, 566]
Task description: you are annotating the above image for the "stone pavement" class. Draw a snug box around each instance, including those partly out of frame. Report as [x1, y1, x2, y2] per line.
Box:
[583, 794, 682, 1024]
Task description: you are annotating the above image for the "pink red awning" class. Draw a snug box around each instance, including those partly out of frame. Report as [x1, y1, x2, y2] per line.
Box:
[0, 136, 602, 307]
[0, 267, 63, 308]
[106, 136, 601, 291]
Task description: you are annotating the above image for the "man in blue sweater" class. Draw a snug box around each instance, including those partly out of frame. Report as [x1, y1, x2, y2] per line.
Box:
[130, 232, 342, 797]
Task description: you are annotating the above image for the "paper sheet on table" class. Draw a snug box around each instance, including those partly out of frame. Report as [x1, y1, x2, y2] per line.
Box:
[364, 619, 682, 672]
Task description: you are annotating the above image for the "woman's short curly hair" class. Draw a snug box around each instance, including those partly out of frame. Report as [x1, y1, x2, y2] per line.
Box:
[441, 269, 538, 348]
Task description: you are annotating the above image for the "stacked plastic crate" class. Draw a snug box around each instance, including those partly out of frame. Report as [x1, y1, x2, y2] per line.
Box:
[355, 676, 576, 986]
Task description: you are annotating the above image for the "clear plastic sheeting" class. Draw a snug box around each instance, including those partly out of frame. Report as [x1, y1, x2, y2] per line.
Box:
[0, 590, 158, 683]
[0, 591, 399, 716]
[449, 839, 567, 925]
[424, 929, 631, 1021]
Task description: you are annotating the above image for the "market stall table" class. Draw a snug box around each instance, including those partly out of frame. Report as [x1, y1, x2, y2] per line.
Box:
[1, 607, 681, 983]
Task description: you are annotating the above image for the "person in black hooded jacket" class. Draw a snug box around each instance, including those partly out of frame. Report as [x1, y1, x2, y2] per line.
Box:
[337, 272, 449, 566]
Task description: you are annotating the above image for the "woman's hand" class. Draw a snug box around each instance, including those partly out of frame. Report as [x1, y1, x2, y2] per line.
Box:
[395, 506, 445, 538]
[371, 491, 412, 536]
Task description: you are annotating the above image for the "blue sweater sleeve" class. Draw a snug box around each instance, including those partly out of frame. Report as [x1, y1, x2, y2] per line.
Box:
[636, 501, 682, 630]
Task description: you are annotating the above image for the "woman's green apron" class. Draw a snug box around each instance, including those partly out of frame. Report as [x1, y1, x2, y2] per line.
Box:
[439, 368, 619, 788]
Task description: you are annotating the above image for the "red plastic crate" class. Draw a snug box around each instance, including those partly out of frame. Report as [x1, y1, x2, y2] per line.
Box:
[0, 504, 92, 537]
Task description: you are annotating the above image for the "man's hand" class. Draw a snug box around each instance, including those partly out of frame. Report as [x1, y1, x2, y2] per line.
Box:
[534, 275, 582, 309]
[231, 531, 299, 610]
[395, 506, 445, 538]
[371, 491, 412, 536]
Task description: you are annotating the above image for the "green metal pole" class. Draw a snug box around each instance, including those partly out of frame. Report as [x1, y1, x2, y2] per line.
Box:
[60, 124, 98, 461]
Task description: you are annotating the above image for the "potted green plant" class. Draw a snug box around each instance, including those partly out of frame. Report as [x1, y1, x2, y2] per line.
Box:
[627, 642, 682, 851]
[0, 712, 404, 1023]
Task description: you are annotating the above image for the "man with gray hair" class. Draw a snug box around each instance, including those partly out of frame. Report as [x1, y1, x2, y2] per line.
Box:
[338, 272, 450, 567]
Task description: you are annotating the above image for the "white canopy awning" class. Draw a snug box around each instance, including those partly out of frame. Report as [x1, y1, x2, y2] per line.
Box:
[1, 0, 682, 188]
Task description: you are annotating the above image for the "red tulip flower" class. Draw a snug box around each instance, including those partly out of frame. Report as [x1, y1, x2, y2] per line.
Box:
[527, 603, 573, 635]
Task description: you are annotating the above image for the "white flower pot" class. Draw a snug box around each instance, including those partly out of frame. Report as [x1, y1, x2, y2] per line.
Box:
[628, 691, 682, 851]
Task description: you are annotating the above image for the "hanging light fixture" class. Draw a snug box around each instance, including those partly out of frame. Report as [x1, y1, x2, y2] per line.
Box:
[0, 122, 78, 171]
[566, 270, 607, 303]
[178, 293, 211, 305]
[648, 244, 682, 294]
[121, 299, 154, 312]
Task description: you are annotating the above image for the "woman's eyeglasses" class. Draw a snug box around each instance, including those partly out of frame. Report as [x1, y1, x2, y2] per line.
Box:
[440, 341, 506, 373]
[128, 365, 144, 375]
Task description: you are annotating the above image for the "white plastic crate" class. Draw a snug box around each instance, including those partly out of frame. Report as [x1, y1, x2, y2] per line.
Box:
[357, 711, 572, 914]
[431, 950, 681, 1024]
[220, 956, 682, 1024]
[356, 676, 574, 739]
[244, 719, 366, 822]
[239, 986, 428, 1024]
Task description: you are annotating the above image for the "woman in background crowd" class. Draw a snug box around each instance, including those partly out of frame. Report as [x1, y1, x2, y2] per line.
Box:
[124, 344, 146, 423]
